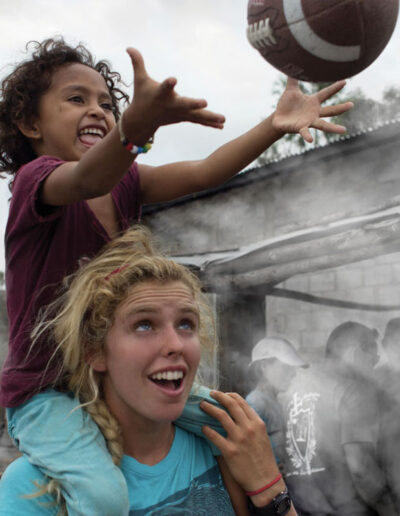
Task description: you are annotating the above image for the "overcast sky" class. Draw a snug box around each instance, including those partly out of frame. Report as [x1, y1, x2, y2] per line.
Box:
[0, 0, 400, 271]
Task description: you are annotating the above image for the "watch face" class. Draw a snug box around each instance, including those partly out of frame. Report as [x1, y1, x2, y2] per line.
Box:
[250, 488, 292, 515]
[275, 496, 291, 515]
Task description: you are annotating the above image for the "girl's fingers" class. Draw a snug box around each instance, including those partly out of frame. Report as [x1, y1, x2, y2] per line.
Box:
[190, 118, 225, 129]
[126, 47, 147, 80]
[299, 126, 313, 142]
[284, 76, 299, 91]
[317, 80, 347, 102]
[312, 119, 346, 133]
[180, 106, 225, 128]
[159, 77, 178, 95]
[175, 96, 208, 110]
[320, 101, 354, 117]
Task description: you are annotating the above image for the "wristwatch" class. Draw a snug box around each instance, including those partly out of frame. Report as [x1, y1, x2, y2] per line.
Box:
[248, 488, 292, 515]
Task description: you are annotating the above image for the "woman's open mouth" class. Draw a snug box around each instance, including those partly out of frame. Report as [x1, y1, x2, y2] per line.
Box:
[149, 370, 184, 392]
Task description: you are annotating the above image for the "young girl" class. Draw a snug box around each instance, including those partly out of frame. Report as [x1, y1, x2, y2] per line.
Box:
[0, 226, 298, 515]
[0, 37, 351, 514]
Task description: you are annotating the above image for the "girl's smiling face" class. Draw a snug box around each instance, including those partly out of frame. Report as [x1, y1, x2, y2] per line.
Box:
[92, 281, 202, 429]
[27, 63, 116, 161]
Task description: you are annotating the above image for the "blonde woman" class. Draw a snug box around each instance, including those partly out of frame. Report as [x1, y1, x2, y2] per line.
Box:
[0, 227, 296, 515]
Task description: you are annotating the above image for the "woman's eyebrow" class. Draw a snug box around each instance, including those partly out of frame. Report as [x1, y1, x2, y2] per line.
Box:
[181, 307, 200, 317]
[126, 307, 158, 315]
[124, 306, 199, 318]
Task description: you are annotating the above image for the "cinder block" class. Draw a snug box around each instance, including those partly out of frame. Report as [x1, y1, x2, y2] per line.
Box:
[336, 268, 363, 289]
[309, 271, 336, 292]
[364, 265, 393, 287]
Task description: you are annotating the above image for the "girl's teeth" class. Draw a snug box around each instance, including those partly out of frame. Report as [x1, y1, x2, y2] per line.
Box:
[79, 128, 104, 137]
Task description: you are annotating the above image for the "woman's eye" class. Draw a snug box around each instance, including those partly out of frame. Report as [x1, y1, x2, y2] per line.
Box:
[135, 320, 152, 332]
[179, 319, 196, 331]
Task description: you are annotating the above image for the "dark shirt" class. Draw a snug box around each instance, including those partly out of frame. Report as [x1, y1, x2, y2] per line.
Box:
[0, 156, 141, 407]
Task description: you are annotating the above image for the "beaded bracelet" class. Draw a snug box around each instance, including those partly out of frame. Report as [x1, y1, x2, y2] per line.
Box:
[117, 113, 154, 154]
[245, 473, 283, 497]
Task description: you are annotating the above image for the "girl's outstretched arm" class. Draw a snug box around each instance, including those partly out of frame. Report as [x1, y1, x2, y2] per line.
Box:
[40, 48, 225, 207]
[139, 79, 353, 204]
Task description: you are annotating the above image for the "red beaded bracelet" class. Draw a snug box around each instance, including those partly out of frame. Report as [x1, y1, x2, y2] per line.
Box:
[245, 473, 283, 497]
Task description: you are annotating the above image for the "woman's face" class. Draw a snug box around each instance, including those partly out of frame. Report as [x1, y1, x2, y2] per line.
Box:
[92, 280, 201, 427]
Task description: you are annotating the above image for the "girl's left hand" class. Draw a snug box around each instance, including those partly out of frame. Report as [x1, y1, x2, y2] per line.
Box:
[272, 77, 354, 143]
[126, 48, 225, 131]
[200, 391, 280, 493]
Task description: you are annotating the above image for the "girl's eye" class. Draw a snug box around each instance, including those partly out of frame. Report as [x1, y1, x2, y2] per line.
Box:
[68, 96, 83, 103]
[135, 320, 153, 332]
[101, 102, 113, 111]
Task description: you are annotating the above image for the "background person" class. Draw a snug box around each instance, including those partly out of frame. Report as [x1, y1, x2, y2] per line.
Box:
[245, 336, 308, 470]
[284, 321, 395, 516]
[376, 317, 400, 513]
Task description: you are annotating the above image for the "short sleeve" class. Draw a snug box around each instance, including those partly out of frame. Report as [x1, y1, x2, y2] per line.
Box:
[0, 457, 58, 515]
[9, 156, 66, 228]
[112, 162, 142, 227]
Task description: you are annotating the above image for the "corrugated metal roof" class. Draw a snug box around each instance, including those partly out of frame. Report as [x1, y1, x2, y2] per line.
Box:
[143, 117, 400, 215]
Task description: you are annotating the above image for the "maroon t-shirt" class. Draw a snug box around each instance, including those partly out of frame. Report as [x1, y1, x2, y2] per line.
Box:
[0, 156, 142, 407]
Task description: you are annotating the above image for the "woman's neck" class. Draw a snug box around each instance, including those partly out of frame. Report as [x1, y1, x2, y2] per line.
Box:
[121, 418, 175, 466]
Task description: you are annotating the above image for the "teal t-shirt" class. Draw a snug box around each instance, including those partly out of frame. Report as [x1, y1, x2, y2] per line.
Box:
[0, 426, 235, 515]
[123, 426, 234, 515]
[0, 458, 58, 515]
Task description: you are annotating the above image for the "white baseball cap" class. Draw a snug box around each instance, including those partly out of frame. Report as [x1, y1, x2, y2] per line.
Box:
[250, 337, 308, 367]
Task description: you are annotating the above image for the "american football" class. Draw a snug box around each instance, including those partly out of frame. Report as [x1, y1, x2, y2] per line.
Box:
[247, 0, 399, 82]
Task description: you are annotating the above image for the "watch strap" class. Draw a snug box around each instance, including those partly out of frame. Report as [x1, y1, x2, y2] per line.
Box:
[248, 488, 292, 515]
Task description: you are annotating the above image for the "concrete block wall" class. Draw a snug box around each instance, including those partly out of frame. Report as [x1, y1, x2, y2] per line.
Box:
[143, 124, 400, 259]
[266, 251, 400, 363]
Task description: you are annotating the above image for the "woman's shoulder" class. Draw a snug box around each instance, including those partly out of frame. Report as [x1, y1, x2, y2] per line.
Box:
[0, 457, 57, 515]
[175, 425, 214, 453]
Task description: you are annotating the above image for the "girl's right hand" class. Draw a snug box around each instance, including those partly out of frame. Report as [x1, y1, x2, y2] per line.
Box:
[123, 48, 225, 139]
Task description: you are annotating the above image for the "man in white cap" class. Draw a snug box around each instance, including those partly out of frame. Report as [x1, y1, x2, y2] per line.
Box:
[245, 336, 308, 471]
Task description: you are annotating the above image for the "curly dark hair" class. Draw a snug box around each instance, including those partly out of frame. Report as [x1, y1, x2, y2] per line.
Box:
[0, 37, 130, 181]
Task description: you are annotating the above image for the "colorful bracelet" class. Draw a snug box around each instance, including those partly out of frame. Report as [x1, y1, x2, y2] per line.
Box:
[117, 113, 154, 154]
[245, 473, 283, 497]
